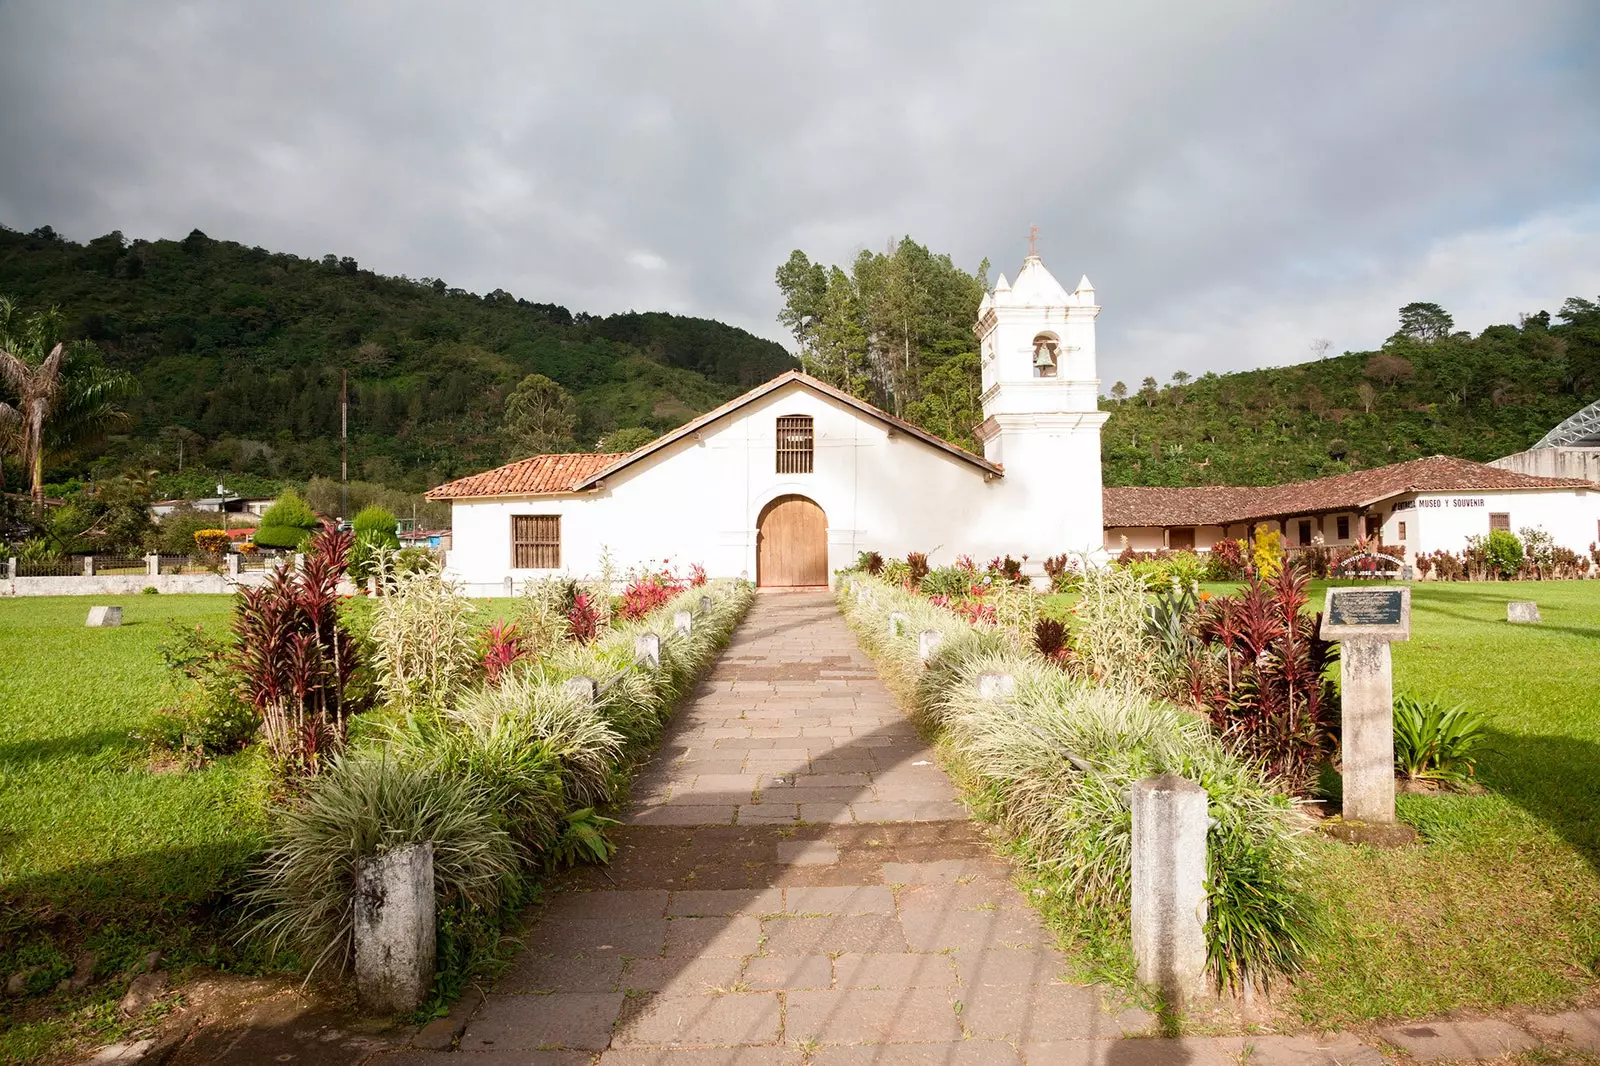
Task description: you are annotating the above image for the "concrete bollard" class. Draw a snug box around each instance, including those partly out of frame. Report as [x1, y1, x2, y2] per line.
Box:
[1339, 639, 1396, 823]
[635, 632, 661, 669]
[6, 558, 15, 581]
[354, 842, 436, 1014]
[888, 612, 909, 638]
[917, 629, 943, 664]
[1131, 774, 1209, 1003]
[503, 575, 514, 597]
[145, 554, 159, 577]
[674, 610, 693, 636]
[563, 676, 599, 704]
[699, 595, 713, 614]
[86, 606, 123, 628]
[977, 672, 1016, 700]
[1507, 601, 1541, 623]
[367, 576, 378, 595]
[226, 553, 241, 576]
[83, 556, 96, 577]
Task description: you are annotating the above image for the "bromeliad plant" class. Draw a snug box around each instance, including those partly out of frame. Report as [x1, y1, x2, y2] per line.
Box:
[1189, 563, 1336, 788]
[232, 524, 367, 777]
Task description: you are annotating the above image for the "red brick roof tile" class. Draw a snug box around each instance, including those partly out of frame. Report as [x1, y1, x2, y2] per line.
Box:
[1103, 455, 1593, 528]
[426, 452, 625, 500]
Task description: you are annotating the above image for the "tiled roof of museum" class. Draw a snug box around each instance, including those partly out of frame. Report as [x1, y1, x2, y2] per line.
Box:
[426, 452, 625, 500]
[1103, 455, 1593, 528]
[426, 371, 1000, 500]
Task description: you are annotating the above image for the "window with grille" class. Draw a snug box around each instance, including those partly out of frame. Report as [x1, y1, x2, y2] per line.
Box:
[1397, 521, 1407, 541]
[776, 415, 814, 474]
[1336, 516, 1350, 540]
[1298, 520, 1311, 545]
[511, 515, 561, 569]
[1489, 512, 1511, 532]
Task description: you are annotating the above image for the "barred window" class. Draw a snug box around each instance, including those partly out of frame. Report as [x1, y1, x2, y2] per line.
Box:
[776, 415, 814, 474]
[1489, 512, 1511, 532]
[512, 514, 561, 569]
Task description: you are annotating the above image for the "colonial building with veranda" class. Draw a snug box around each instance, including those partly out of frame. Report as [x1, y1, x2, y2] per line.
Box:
[430, 250, 1600, 592]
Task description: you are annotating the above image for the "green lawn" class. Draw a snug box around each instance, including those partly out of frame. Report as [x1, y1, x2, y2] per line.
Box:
[0, 594, 271, 1061]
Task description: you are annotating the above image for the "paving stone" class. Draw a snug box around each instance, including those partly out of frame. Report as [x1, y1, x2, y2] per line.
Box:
[600, 1049, 803, 1065]
[630, 806, 738, 826]
[761, 914, 909, 955]
[499, 954, 623, 993]
[1019, 1037, 1238, 1066]
[881, 860, 1009, 884]
[378, 1051, 590, 1065]
[525, 917, 669, 958]
[897, 881, 1023, 911]
[810, 1042, 1023, 1065]
[1531, 1009, 1600, 1052]
[900, 907, 1048, 953]
[833, 952, 958, 989]
[612, 992, 782, 1047]
[776, 841, 838, 865]
[852, 801, 969, 822]
[785, 886, 896, 915]
[741, 953, 833, 990]
[778, 772, 873, 787]
[1378, 1019, 1540, 1061]
[544, 890, 670, 920]
[799, 803, 859, 824]
[664, 916, 763, 957]
[460, 991, 624, 1051]
[735, 805, 801, 824]
[667, 888, 785, 916]
[784, 986, 963, 1043]
[952, 947, 1069, 987]
[959, 981, 1108, 1042]
[1213, 1033, 1389, 1066]
[619, 956, 744, 995]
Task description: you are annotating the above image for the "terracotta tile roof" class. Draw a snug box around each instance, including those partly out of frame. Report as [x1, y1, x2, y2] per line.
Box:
[426, 452, 625, 500]
[1103, 455, 1594, 528]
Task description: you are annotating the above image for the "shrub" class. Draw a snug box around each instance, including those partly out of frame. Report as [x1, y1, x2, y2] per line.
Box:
[1393, 694, 1486, 784]
[567, 591, 602, 644]
[1205, 538, 1248, 582]
[232, 525, 365, 776]
[1121, 550, 1205, 587]
[1518, 526, 1554, 579]
[1467, 529, 1523, 580]
[349, 506, 401, 581]
[921, 565, 973, 598]
[1250, 524, 1283, 578]
[244, 754, 520, 977]
[905, 552, 930, 588]
[619, 569, 682, 621]
[881, 558, 909, 586]
[854, 550, 884, 575]
[1070, 564, 1163, 693]
[193, 528, 232, 556]
[480, 620, 528, 685]
[369, 555, 480, 713]
[1190, 564, 1336, 788]
[1032, 617, 1070, 665]
[150, 623, 259, 757]
[254, 489, 321, 550]
[986, 555, 1027, 585]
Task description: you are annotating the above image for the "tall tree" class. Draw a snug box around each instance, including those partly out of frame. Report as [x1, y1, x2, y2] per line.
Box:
[503, 372, 577, 456]
[1395, 302, 1454, 343]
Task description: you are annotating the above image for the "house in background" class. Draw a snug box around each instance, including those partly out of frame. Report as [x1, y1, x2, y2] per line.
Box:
[1103, 455, 1599, 563]
[427, 250, 1110, 594]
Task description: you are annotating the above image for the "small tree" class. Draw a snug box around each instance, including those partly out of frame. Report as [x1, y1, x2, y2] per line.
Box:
[598, 426, 658, 453]
[349, 505, 400, 581]
[254, 489, 320, 549]
[504, 373, 577, 455]
[1519, 526, 1555, 579]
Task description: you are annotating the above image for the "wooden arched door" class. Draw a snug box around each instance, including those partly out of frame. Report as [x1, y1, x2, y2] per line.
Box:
[757, 495, 828, 587]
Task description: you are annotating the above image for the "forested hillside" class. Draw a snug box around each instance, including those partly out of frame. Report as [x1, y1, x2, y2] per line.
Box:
[1099, 300, 1600, 486]
[0, 225, 794, 492]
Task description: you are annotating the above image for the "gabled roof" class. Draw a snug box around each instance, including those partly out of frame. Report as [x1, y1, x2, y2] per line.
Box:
[427, 452, 625, 500]
[1103, 455, 1593, 528]
[1001, 254, 1071, 307]
[425, 371, 1001, 501]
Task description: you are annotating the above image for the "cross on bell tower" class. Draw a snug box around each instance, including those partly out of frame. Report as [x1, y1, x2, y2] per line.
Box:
[1027, 224, 1039, 257]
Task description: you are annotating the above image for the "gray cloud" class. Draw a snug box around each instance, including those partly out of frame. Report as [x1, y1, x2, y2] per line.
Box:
[2, 1, 1597, 384]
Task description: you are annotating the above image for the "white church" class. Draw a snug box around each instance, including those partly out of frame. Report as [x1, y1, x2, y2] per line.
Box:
[429, 251, 1109, 592]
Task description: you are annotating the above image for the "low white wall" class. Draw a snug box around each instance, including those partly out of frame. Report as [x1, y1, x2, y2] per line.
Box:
[3, 572, 275, 597]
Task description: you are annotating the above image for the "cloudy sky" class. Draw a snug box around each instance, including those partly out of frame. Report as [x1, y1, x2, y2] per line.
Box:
[2, 1, 1598, 385]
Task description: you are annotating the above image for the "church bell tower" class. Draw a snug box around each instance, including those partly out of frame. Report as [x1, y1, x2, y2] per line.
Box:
[973, 237, 1108, 557]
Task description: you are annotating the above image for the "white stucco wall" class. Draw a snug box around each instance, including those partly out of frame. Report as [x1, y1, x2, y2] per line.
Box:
[444, 382, 1024, 593]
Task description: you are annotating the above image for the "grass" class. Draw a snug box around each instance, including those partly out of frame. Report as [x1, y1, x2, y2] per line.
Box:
[1047, 578, 1600, 1024]
[0, 594, 274, 1063]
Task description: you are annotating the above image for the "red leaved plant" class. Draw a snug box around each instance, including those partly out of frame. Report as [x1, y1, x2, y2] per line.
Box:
[566, 591, 601, 643]
[481, 620, 528, 685]
[619, 569, 682, 621]
[231, 523, 365, 777]
[1188, 563, 1337, 788]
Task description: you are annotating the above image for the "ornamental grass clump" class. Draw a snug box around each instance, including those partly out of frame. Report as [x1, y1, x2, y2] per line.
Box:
[244, 754, 519, 977]
[450, 673, 625, 805]
[369, 553, 480, 713]
[839, 573, 1317, 991]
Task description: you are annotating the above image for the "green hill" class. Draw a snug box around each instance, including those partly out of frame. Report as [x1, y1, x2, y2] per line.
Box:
[1100, 304, 1600, 487]
[0, 225, 795, 492]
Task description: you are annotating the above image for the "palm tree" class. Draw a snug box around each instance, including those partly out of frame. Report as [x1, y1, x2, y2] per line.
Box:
[0, 298, 137, 512]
